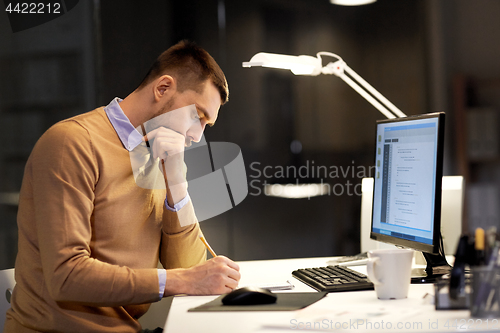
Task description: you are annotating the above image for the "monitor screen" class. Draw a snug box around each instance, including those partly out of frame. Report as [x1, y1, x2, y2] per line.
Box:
[370, 113, 445, 254]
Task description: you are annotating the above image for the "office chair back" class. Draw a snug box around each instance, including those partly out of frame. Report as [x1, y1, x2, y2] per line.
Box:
[0, 268, 15, 333]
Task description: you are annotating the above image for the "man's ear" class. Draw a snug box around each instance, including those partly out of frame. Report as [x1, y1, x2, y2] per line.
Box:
[153, 75, 176, 102]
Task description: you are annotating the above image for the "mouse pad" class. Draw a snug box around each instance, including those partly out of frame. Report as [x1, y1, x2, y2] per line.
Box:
[188, 292, 327, 312]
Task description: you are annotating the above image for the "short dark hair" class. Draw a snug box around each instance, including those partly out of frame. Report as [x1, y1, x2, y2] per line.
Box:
[138, 40, 229, 104]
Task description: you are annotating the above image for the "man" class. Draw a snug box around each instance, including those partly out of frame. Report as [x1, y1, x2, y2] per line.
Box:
[4, 41, 240, 332]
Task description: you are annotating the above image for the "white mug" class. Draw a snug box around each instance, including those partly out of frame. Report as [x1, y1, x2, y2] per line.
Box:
[366, 248, 414, 299]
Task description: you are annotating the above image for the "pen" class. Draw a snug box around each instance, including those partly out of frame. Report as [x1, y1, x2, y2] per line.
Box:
[140, 124, 150, 148]
[486, 227, 497, 264]
[199, 234, 217, 257]
[475, 228, 485, 265]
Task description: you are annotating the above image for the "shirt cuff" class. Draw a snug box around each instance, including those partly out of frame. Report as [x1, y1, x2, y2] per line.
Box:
[165, 193, 190, 212]
[158, 269, 167, 300]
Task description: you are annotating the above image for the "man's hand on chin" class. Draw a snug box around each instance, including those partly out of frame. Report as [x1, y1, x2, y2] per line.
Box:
[143, 127, 188, 205]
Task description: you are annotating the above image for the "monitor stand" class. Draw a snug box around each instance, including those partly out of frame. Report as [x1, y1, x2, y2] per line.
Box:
[411, 252, 452, 284]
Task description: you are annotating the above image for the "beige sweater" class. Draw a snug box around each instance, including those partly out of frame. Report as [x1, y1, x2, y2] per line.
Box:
[4, 108, 206, 332]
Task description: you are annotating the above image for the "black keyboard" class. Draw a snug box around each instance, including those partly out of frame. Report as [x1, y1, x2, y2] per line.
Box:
[292, 265, 374, 292]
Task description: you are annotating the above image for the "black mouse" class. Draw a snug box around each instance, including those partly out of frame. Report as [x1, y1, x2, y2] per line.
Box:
[221, 287, 277, 306]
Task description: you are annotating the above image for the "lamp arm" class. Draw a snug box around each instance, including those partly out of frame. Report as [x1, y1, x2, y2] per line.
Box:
[318, 52, 406, 119]
[343, 64, 406, 118]
[339, 73, 397, 119]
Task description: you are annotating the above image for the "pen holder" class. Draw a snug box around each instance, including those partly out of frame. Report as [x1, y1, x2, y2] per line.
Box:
[471, 266, 500, 318]
[434, 279, 470, 310]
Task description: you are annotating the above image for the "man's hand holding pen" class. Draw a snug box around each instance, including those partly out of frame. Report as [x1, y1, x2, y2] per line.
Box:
[164, 256, 241, 296]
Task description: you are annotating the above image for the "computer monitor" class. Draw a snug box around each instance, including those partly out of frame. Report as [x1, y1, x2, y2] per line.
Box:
[370, 112, 450, 282]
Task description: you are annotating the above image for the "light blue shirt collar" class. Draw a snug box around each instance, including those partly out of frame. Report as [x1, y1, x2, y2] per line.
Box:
[104, 97, 143, 151]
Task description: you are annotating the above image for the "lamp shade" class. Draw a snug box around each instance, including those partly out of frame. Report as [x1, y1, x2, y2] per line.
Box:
[243, 52, 322, 76]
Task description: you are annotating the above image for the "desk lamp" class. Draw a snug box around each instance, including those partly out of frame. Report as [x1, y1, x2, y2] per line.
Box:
[243, 51, 406, 119]
[242, 51, 406, 198]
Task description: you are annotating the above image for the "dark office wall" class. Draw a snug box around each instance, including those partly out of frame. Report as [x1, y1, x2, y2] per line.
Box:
[0, 2, 95, 269]
[440, 0, 500, 231]
[98, 1, 172, 103]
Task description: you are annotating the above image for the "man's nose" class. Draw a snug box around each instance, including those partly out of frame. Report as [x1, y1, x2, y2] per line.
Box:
[189, 121, 206, 143]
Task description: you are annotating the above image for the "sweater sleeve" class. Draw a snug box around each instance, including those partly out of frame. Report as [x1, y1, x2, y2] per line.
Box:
[159, 199, 207, 270]
[30, 120, 160, 306]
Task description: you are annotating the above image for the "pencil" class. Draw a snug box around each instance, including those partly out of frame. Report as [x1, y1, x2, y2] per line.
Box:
[199, 234, 217, 257]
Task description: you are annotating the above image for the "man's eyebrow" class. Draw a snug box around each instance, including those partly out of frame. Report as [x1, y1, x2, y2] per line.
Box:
[197, 106, 215, 127]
